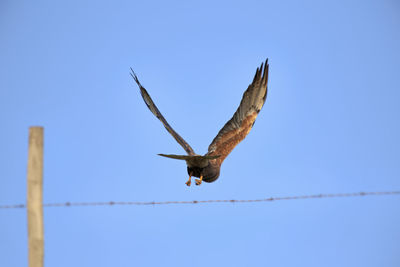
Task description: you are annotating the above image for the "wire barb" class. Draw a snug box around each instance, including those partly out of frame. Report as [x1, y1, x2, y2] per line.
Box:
[0, 191, 399, 209]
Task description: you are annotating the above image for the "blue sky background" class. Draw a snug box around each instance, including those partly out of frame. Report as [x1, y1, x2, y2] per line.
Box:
[1, 0, 400, 266]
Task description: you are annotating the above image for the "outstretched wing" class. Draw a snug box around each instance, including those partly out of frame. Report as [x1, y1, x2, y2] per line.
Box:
[207, 59, 269, 166]
[130, 69, 196, 156]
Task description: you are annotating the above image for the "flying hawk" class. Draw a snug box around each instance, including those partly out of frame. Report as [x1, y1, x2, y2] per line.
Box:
[131, 59, 269, 186]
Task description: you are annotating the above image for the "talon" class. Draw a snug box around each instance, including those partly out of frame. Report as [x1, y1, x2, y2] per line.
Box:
[185, 175, 192, 187]
[195, 175, 203, 186]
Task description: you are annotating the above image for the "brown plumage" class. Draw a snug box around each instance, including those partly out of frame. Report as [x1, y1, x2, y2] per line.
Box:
[131, 59, 269, 186]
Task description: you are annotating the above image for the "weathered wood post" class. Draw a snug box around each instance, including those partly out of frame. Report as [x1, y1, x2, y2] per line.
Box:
[27, 127, 44, 267]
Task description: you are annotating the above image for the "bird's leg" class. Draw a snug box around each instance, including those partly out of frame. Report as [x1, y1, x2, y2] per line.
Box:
[195, 175, 203, 186]
[185, 174, 192, 187]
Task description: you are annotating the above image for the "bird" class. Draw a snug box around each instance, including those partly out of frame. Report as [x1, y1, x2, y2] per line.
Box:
[130, 59, 269, 186]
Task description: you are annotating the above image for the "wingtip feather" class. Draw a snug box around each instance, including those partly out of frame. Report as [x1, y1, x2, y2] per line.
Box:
[262, 59, 269, 85]
[130, 67, 142, 86]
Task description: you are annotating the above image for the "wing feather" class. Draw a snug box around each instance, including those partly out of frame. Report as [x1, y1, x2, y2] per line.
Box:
[130, 69, 196, 156]
[207, 59, 269, 165]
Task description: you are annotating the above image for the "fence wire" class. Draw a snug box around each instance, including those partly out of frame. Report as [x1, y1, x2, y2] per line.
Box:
[1, 191, 399, 209]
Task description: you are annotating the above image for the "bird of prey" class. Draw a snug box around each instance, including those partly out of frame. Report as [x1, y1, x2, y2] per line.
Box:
[131, 59, 269, 186]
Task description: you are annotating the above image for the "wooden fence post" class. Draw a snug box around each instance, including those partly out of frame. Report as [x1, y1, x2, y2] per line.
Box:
[27, 127, 44, 267]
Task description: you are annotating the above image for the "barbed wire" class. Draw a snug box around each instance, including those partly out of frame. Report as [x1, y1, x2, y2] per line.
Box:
[1, 191, 399, 210]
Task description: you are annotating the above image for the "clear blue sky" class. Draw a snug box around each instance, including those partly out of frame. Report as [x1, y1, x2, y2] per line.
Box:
[1, 0, 399, 266]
